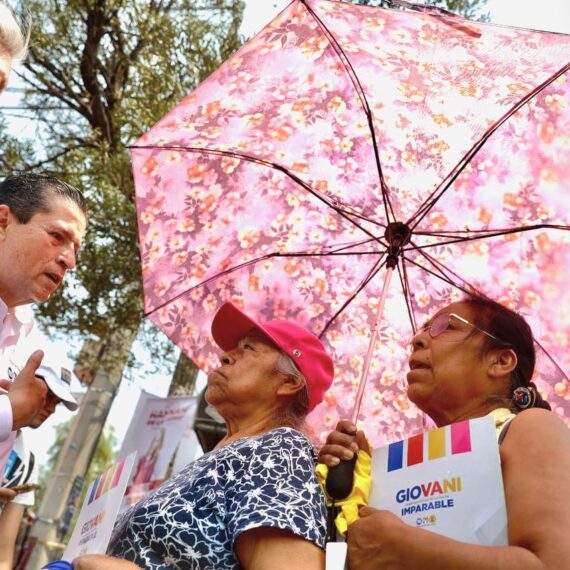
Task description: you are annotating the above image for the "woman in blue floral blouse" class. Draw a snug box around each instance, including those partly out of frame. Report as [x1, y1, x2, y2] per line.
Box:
[74, 301, 334, 570]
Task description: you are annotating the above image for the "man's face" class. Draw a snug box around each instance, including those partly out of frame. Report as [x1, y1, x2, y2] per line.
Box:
[0, 194, 87, 308]
[28, 389, 62, 429]
[0, 41, 12, 95]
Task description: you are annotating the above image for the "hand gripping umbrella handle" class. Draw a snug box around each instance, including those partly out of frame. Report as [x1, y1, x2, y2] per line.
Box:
[325, 455, 358, 500]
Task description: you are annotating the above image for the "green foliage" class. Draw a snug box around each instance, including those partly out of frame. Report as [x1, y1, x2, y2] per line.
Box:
[0, 118, 36, 171]
[2, 1, 245, 355]
[353, 0, 489, 20]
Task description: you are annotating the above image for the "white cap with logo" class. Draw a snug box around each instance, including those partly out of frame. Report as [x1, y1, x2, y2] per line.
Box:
[35, 360, 79, 411]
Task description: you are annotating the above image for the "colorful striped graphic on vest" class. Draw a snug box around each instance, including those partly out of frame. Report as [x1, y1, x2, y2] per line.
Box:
[87, 457, 127, 504]
[387, 419, 472, 472]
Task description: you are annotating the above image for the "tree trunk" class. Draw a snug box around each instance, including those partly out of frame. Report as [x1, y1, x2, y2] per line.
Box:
[168, 352, 200, 396]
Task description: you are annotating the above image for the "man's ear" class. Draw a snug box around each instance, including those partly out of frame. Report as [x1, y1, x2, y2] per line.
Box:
[0, 204, 13, 239]
[276, 374, 305, 398]
[488, 348, 518, 379]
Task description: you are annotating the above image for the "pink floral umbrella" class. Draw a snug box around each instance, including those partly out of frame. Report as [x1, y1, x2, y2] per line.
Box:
[131, 0, 570, 447]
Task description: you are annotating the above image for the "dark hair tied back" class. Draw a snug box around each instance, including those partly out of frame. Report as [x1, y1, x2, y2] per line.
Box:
[512, 382, 550, 411]
[464, 294, 551, 412]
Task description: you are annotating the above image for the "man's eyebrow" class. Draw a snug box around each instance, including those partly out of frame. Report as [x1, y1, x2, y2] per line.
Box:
[50, 224, 83, 251]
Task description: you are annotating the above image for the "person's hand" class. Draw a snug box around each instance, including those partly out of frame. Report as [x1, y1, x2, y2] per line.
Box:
[318, 420, 371, 467]
[73, 554, 142, 570]
[7, 351, 47, 430]
[0, 486, 17, 503]
[347, 507, 411, 569]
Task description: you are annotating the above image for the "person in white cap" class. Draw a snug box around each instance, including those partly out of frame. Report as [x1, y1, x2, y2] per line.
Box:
[0, 360, 78, 568]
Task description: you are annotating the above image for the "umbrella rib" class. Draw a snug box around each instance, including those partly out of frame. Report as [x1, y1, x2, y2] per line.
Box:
[414, 224, 570, 238]
[131, 143, 383, 243]
[145, 245, 395, 319]
[403, 246, 478, 296]
[205, 219, 558, 259]
[300, 0, 396, 224]
[396, 256, 418, 333]
[407, 62, 570, 231]
[405, 250, 570, 383]
[411, 250, 570, 384]
[412, 245, 485, 296]
[319, 254, 388, 339]
[143, 253, 278, 318]
[533, 337, 570, 383]
[405, 224, 570, 250]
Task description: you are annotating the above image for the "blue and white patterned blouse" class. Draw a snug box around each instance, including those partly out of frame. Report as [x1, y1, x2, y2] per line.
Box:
[107, 427, 327, 569]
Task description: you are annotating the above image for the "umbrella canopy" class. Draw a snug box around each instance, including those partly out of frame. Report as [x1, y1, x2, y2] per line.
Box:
[132, 0, 570, 447]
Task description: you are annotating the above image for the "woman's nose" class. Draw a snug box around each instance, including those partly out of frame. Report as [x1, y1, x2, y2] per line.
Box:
[220, 352, 234, 365]
[411, 329, 428, 350]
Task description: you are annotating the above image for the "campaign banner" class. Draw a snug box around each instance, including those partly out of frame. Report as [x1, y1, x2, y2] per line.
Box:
[63, 452, 136, 560]
[369, 415, 507, 545]
[171, 417, 202, 476]
[119, 392, 198, 510]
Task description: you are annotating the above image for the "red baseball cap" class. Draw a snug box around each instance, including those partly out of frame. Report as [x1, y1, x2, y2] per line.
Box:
[211, 302, 334, 412]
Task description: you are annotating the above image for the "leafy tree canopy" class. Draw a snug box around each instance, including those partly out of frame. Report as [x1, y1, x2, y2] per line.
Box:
[353, 0, 489, 21]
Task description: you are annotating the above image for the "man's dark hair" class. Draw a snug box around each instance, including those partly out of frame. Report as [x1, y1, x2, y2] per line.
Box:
[0, 173, 88, 223]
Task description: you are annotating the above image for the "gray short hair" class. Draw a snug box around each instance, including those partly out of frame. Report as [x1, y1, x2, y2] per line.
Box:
[0, 3, 30, 63]
[273, 352, 310, 430]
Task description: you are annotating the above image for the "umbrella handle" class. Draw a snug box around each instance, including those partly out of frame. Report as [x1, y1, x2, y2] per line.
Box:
[325, 455, 357, 500]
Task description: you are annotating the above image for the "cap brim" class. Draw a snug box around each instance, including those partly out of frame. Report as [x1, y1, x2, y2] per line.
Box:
[211, 303, 276, 352]
[36, 368, 79, 411]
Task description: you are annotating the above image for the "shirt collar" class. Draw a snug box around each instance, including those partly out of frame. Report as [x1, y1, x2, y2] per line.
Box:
[0, 298, 6, 324]
[0, 296, 34, 335]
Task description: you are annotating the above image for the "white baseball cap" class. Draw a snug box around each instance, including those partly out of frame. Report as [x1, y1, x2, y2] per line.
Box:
[35, 361, 79, 411]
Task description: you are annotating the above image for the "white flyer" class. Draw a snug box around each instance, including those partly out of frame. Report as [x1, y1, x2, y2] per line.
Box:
[369, 415, 507, 545]
[63, 452, 137, 560]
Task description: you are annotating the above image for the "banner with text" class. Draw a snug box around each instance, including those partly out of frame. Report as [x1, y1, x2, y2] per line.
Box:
[369, 415, 507, 545]
[119, 391, 198, 510]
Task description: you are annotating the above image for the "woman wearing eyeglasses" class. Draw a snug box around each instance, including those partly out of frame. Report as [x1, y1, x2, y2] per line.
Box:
[319, 294, 570, 570]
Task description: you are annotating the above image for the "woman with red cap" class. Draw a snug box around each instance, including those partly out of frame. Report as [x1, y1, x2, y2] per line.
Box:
[73, 301, 334, 570]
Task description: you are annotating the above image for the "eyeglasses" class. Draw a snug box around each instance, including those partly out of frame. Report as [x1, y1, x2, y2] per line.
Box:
[420, 312, 502, 342]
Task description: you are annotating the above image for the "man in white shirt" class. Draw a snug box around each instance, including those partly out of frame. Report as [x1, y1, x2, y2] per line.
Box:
[0, 5, 87, 473]
[0, 173, 88, 475]
[0, 360, 79, 568]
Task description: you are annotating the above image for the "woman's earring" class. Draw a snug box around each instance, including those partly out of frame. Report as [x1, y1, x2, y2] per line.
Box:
[512, 386, 536, 410]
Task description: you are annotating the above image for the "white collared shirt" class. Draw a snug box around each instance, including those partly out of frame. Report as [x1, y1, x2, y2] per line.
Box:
[0, 298, 35, 474]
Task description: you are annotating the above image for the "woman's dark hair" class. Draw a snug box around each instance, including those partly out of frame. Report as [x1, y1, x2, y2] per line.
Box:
[463, 294, 550, 411]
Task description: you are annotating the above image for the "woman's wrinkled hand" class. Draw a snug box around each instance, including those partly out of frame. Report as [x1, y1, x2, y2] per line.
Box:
[347, 507, 412, 570]
[318, 420, 371, 467]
